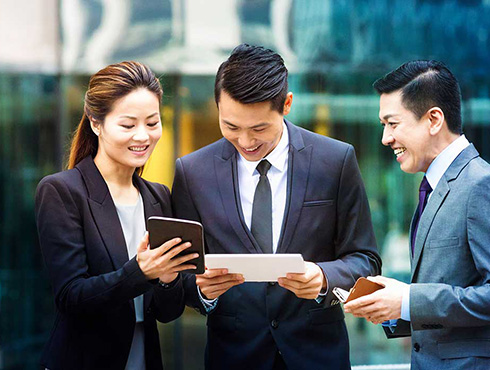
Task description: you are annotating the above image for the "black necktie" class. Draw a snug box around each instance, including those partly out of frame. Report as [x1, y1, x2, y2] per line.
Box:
[411, 176, 433, 256]
[251, 160, 273, 254]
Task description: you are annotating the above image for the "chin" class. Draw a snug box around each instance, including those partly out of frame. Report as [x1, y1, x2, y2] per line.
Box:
[400, 165, 418, 174]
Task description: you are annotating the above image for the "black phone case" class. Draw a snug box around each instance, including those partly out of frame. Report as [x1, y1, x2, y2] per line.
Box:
[147, 216, 205, 274]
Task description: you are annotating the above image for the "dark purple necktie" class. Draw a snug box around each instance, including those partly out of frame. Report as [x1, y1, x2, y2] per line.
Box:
[411, 176, 433, 256]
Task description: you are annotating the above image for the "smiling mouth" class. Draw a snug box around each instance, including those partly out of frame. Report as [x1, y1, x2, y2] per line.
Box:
[394, 147, 406, 158]
[243, 144, 261, 153]
[129, 145, 149, 152]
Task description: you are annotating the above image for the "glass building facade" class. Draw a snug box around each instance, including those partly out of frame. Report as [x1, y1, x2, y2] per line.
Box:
[0, 0, 489, 368]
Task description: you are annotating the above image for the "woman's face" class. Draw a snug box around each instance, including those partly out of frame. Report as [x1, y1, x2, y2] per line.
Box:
[93, 88, 162, 172]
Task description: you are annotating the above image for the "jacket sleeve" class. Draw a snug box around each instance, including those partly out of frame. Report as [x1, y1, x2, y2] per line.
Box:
[35, 175, 154, 315]
[317, 145, 382, 303]
[410, 175, 490, 330]
[171, 158, 209, 314]
[148, 183, 186, 323]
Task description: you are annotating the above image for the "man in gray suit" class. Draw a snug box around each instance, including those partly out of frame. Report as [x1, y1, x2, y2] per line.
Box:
[344, 60, 490, 369]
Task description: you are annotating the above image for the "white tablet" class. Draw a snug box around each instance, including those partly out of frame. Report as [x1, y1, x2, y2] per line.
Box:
[204, 254, 305, 282]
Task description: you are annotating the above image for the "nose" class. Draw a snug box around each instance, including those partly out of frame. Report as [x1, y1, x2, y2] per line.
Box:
[237, 132, 256, 149]
[133, 125, 150, 142]
[381, 126, 394, 147]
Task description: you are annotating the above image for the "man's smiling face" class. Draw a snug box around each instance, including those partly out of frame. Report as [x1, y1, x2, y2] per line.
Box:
[218, 91, 292, 161]
[379, 90, 434, 173]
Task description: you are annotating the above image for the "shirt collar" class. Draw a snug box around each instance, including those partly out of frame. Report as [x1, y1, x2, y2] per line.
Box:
[425, 134, 470, 190]
[238, 122, 289, 176]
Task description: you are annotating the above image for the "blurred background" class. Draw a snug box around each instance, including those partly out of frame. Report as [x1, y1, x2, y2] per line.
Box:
[1, 0, 489, 368]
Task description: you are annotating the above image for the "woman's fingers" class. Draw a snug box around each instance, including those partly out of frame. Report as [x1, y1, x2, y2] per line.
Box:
[153, 237, 183, 255]
[137, 232, 149, 254]
[170, 252, 199, 266]
[165, 242, 193, 259]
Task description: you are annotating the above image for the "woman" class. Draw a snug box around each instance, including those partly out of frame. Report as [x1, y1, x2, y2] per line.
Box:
[35, 61, 197, 369]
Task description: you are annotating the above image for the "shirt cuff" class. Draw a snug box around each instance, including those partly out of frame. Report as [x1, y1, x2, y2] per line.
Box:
[382, 319, 399, 333]
[400, 284, 411, 321]
[315, 265, 328, 303]
[197, 285, 218, 313]
[315, 294, 326, 304]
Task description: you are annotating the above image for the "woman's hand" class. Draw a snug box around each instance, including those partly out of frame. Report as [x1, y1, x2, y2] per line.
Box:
[136, 232, 198, 283]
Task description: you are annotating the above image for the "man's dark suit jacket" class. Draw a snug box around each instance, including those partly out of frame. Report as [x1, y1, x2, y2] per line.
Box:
[172, 120, 381, 370]
[35, 156, 185, 370]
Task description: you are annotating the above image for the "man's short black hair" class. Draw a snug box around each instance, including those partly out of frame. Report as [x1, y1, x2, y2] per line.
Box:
[373, 60, 462, 134]
[214, 44, 289, 113]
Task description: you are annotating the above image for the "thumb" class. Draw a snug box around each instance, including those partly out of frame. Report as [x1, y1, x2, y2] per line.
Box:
[137, 232, 149, 254]
[367, 275, 388, 286]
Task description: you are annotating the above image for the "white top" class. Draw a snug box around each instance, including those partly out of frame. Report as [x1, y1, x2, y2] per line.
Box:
[115, 193, 146, 323]
[115, 193, 146, 370]
[237, 122, 289, 253]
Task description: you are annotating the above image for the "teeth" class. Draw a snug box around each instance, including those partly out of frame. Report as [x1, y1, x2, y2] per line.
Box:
[394, 148, 406, 157]
[244, 146, 259, 152]
[129, 146, 147, 152]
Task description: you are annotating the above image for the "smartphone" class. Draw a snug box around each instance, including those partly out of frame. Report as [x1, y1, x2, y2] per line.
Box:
[147, 216, 205, 274]
[333, 277, 384, 303]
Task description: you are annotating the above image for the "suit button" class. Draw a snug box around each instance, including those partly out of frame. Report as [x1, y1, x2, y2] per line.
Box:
[269, 282, 276, 286]
[414, 343, 420, 352]
[271, 319, 279, 329]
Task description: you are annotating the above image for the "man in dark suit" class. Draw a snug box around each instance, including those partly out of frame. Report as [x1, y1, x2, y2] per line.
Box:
[344, 61, 490, 370]
[172, 44, 381, 370]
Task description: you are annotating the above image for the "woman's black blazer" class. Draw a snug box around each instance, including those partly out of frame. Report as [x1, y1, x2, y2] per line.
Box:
[35, 156, 185, 370]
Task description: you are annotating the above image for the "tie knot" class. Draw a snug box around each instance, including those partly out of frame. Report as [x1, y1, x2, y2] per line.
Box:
[419, 176, 432, 193]
[256, 160, 272, 176]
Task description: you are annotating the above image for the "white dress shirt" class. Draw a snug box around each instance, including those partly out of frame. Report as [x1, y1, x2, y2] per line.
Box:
[401, 134, 470, 321]
[237, 122, 289, 253]
[199, 123, 289, 309]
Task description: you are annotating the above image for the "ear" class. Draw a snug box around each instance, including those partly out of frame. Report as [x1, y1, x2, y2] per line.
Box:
[282, 92, 293, 116]
[427, 107, 445, 136]
[89, 117, 101, 137]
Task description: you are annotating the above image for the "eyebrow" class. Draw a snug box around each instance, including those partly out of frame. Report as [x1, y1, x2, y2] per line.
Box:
[379, 113, 402, 122]
[120, 112, 159, 120]
[223, 120, 269, 129]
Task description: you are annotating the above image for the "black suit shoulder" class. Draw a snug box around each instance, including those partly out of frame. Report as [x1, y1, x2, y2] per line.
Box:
[35, 168, 88, 217]
[296, 124, 353, 154]
[179, 138, 227, 163]
[37, 167, 82, 192]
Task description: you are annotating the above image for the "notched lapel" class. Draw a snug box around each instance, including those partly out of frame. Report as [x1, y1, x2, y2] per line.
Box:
[214, 153, 260, 254]
[77, 157, 130, 270]
[411, 144, 479, 280]
[133, 175, 164, 227]
[88, 195, 129, 271]
[411, 180, 450, 279]
[276, 143, 312, 254]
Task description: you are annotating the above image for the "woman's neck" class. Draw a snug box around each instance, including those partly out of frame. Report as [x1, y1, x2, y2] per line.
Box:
[93, 154, 139, 205]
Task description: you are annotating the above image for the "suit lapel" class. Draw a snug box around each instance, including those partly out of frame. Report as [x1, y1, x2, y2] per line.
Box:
[213, 121, 311, 254]
[411, 180, 450, 279]
[133, 175, 164, 228]
[214, 140, 260, 253]
[410, 144, 480, 280]
[277, 121, 311, 253]
[77, 157, 134, 271]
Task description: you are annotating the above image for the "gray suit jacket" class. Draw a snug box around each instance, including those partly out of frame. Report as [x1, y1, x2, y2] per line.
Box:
[406, 144, 490, 369]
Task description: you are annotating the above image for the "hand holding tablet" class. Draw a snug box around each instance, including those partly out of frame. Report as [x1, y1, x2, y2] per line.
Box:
[205, 254, 305, 282]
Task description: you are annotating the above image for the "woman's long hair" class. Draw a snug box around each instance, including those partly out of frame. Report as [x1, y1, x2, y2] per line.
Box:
[68, 61, 163, 175]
